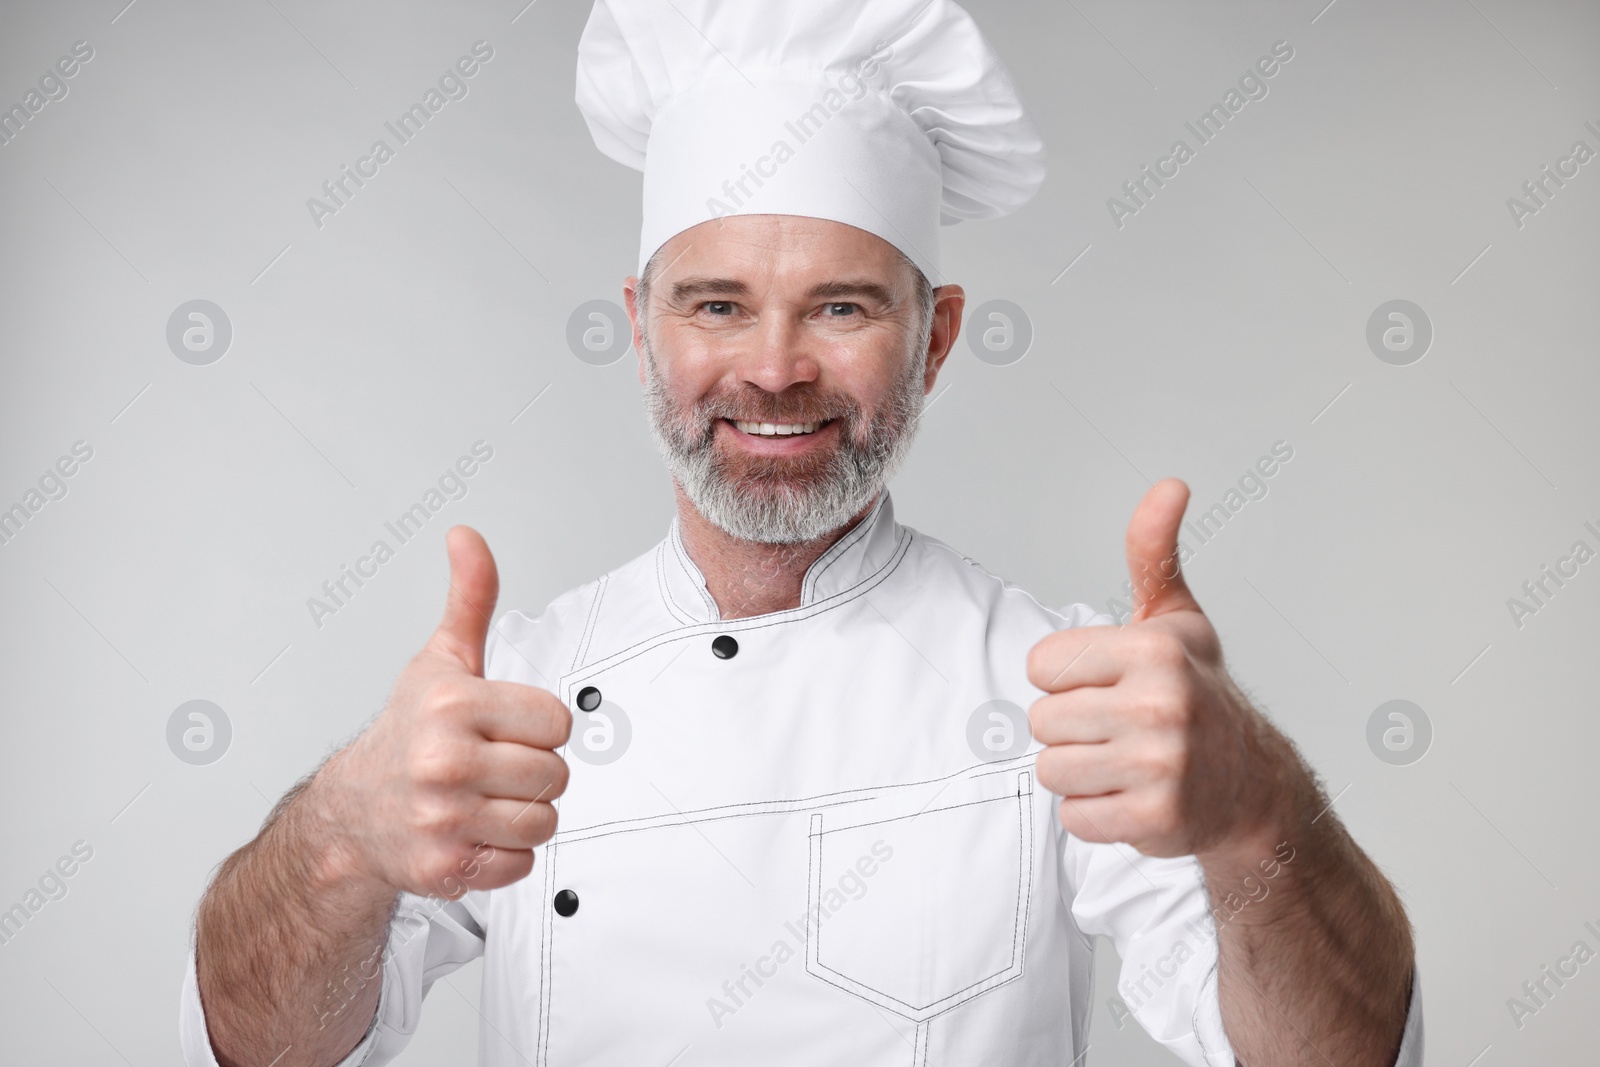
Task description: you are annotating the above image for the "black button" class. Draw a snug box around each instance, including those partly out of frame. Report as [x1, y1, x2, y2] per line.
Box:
[553, 889, 579, 917]
[711, 635, 739, 659]
[576, 686, 601, 712]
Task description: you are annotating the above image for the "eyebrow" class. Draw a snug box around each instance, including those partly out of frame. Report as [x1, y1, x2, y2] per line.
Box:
[666, 276, 901, 308]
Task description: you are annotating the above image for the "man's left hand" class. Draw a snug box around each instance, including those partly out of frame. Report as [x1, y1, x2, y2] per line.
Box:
[1026, 477, 1279, 858]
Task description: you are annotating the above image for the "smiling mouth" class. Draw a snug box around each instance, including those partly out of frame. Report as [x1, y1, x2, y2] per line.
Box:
[727, 418, 833, 437]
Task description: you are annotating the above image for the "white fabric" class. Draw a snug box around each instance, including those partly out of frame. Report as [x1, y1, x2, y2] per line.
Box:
[574, 0, 1047, 281]
[179, 491, 1422, 1064]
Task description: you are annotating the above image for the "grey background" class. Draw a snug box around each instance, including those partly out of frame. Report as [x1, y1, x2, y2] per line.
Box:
[1, 0, 1596, 1062]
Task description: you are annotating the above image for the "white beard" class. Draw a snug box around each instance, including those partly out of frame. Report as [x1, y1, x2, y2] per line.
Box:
[639, 330, 927, 545]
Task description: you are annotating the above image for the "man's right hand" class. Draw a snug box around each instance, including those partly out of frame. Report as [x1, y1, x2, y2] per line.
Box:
[318, 525, 572, 898]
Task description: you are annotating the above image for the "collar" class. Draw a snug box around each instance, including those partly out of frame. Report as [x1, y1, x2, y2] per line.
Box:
[657, 490, 905, 624]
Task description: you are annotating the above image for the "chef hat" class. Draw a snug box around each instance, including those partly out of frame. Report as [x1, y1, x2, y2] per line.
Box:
[575, 0, 1045, 285]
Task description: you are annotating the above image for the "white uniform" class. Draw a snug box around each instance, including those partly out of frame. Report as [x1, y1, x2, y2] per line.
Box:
[179, 491, 1423, 1065]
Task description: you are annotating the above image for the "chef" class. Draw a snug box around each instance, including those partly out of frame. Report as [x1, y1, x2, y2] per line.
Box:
[181, 1, 1423, 1064]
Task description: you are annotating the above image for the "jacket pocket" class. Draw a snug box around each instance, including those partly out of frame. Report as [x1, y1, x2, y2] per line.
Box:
[805, 768, 1034, 1021]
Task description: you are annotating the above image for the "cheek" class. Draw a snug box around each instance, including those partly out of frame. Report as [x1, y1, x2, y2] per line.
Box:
[669, 336, 742, 394]
[647, 339, 718, 402]
[823, 344, 914, 418]
[837, 337, 904, 385]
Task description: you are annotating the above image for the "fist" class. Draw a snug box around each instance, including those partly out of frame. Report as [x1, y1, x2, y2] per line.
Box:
[1026, 479, 1261, 858]
[322, 526, 571, 898]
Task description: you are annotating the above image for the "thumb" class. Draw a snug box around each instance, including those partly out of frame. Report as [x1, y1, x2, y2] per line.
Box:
[429, 525, 499, 675]
[1125, 478, 1201, 622]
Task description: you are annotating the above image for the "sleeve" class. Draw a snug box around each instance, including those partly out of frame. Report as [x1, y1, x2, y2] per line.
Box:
[179, 892, 488, 1067]
[1393, 967, 1424, 1065]
[1059, 838, 1423, 1067]
[1062, 837, 1236, 1065]
[1049, 603, 1424, 1066]
[179, 603, 572, 1067]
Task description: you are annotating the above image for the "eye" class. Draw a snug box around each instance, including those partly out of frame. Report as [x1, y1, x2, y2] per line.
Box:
[702, 301, 736, 316]
[823, 302, 859, 317]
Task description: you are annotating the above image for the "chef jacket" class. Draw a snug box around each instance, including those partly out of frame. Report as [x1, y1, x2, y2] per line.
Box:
[181, 490, 1423, 1065]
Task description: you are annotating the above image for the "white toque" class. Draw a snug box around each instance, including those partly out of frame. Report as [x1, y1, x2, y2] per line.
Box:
[575, 0, 1046, 282]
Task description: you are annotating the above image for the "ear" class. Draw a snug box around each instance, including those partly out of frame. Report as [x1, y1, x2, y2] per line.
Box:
[623, 275, 645, 385]
[924, 283, 966, 394]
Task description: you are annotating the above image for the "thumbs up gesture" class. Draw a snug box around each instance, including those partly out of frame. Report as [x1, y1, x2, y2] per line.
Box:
[318, 527, 571, 898]
[1026, 479, 1268, 859]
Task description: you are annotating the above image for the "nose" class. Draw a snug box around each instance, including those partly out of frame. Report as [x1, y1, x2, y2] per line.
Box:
[735, 312, 819, 394]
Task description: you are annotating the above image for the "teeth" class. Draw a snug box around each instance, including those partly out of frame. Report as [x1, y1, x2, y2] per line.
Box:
[733, 419, 822, 436]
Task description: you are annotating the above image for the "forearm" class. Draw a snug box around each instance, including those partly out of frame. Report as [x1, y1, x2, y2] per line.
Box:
[195, 753, 398, 1067]
[1199, 727, 1413, 1065]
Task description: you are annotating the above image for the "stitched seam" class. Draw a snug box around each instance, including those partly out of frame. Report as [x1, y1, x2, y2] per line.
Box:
[805, 786, 1031, 1018]
[569, 575, 608, 675]
[1012, 771, 1035, 977]
[801, 493, 888, 602]
[655, 540, 696, 625]
[536, 841, 558, 1065]
[557, 530, 913, 700]
[805, 962, 1025, 1023]
[669, 518, 720, 620]
[808, 812, 823, 993]
[555, 793, 881, 845]
[971, 756, 1046, 779]
[678, 524, 719, 619]
[809, 793, 1022, 834]
[551, 749, 1034, 841]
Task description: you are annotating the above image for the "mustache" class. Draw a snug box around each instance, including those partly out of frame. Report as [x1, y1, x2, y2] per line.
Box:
[693, 387, 861, 426]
